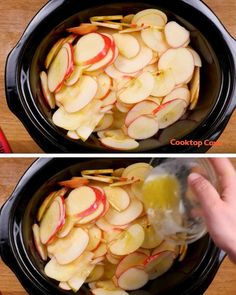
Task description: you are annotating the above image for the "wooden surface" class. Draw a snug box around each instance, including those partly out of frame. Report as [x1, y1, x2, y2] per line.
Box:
[0, 0, 236, 153]
[0, 158, 236, 294]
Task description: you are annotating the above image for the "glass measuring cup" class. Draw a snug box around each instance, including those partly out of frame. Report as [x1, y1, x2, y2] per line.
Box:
[142, 158, 218, 245]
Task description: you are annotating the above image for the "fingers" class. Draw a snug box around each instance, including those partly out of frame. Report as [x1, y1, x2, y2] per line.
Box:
[188, 172, 221, 216]
[209, 158, 236, 189]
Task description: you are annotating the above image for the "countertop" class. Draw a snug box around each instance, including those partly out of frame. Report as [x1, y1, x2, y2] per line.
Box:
[0, 0, 236, 153]
[0, 158, 236, 294]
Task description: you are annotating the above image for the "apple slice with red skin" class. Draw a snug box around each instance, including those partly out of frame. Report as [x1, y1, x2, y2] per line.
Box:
[55, 75, 98, 113]
[63, 43, 74, 80]
[105, 199, 143, 226]
[162, 87, 191, 105]
[47, 45, 70, 93]
[115, 252, 147, 278]
[95, 114, 114, 132]
[74, 33, 111, 66]
[87, 226, 102, 251]
[125, 100, 159, 126]
[153, 98, 187, 129]
[67, 23, 98, 35]
[66, 186, 98, 217]
[164, 21, 190, 48]
[114, 45, 153, 74]
[117, 267, 148, 290]
[64, 65, 83, 86]
[58, 177, 89, 189]
[93, 242, 108, 259]
[100, 137, 139, 151]
[127, 115, 159, 140]
[102, 91, 117, 107]
[39, 196, 65, 244]
[45, 38, 64, 69]
[40, 71, 56, 109]
[57, 217, 76, 238]
[95, 73, 112, 99]
[189, 67, 200, 110]
[47, 227, 89, 264]
[158, 48, 194, 85]
[32, 224, 47, 260]
[118, 72, 154, 104]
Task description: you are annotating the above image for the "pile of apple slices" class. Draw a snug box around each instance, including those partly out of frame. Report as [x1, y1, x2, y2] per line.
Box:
[33, 163, 188, 294]
[40, 9, 202, 150]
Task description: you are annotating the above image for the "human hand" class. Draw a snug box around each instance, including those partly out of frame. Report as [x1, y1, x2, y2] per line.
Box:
[188, 158, 236, 263]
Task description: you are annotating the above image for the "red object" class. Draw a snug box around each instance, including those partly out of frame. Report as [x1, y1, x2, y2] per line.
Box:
[0, 128, 11, 153]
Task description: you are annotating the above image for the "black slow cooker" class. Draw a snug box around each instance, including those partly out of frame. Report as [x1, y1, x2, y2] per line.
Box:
[0, 158, 226, 295]
[5, 0, 236, 153]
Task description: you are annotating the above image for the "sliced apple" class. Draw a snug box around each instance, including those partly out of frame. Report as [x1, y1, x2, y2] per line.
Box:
[151, 70, 176, 97]
[86, 265, 104, 283]
[95, 114, 114, 131]
[133, 12, 166, 28]
[64, 65, 83, 86]
[104, 186, 130, 212]
[53, 98, 102, 131]
[117, 267, 148, 290]
[105, 64, 126, 80]
[47, 45, 69, 92]
[37, 188, 67, 222]
[90, 20, 122, 30]
[100, 137, 139, 150]
[109, 178, 140, 187]
[45, 252, 93, 282]
[40, 71, 56, 109]
[105, 199, 143, 226]
[58, 177, 89, 189]
[66, 186, 98, 217]
[48, 227, 89, 264]
[118, 72, 154, 104]
[100, 105, 114, 113]
[153, 99, 187, 129]
[39, 196, 65, 244]
[132, 9, 167, 27]
[114, 76, 134, 91]
[55, 75, 97, 113]
[164, 21, 190, 48]
[141, 225, 163, 249]
[93, 242, 108, 258]
[152, 240, 178, 256]
[102, 91, 117, 107]
[188, 48, 202, 67]
[95, 73, 112, 99]
[109, 224, 145, 256]
[87, 226, 102, 251]
[74, 33, 111, 65]
[78, 202, 105, 224]
[113, 33, 140, 59]
[106, 252, 122, 265]
[104, 228, 123, 244]
[125, 100, 158, 126]
[32, 224, 47, 260]
[115, 100, 132, 113]
[123, 14, 134, 24]
[67, 23, 98, 35]
[114, 45, 153, 74]
[158, 48, 194, 85]
[116, 252, 147, 278]
[189, 67, 200, 110]
[92, 289, 129, 295]
[45, 38, 64, 69]
[144, 251, 175, 280]
[59, 282, 71, 290]
[127, 115, 159, 140]
[162, 87, 191, 105]
[57, 217, 76, 238]
[141, 28, 169, 54]
[81, 175, 113, 184]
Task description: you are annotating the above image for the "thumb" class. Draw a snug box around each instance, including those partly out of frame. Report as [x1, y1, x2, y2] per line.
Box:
[188, 173, 220, 215]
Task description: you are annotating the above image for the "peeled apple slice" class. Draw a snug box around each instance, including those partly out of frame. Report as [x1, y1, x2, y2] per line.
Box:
[189, 67, 200, 110]
[158, 48, 194, 85]
[164, 21, 190, 48]
[74, 33, 111, 65]
[141, 28, 169, 54]
[104, 186, 130, 212]
[127, 115, 159, 140]
[40, 71, 55, 109]
[55, 75, 98, 113]
[32, 224, 47, 260]
[95, 73, 112, 99]
[44, 251, 93, 282]
[67, 23, 98, 35]
[48, 227, 89, 264]
[68, 263, 95, 292]
[132, 12, 166, 28]
[113, 33, 140, 59]
[100, 137, 139, 150]
[118, 72, 154, 104]
[154, 99, 187, 129]
[188, 48, 202, 67]
[132, 9, 167, 26]
[151, 70, 176, 97]
[162, 87, 191, 105]
[117, 267, 148, 290]
[87, 226, 102, 251]
[45, 38, 64, 69]
[47, 46, 69, 92]
[114, 45, 153, 74]
[109, 224, 145, 255]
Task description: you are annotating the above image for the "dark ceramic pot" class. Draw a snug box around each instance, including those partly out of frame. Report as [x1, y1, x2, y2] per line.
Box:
[0, 158, 226, 295]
